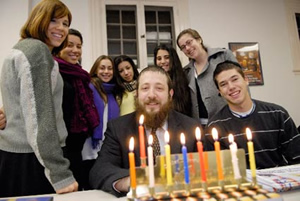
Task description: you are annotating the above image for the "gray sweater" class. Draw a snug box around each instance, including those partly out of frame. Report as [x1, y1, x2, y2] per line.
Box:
[184, 47, 237, 121]
[0, 38, 75, 191]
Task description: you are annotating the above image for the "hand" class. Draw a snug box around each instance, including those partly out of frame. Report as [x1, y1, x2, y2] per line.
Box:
[115, 176, 130, 192]
[56, 181, 78, 194]
[0, 108, 6, 130]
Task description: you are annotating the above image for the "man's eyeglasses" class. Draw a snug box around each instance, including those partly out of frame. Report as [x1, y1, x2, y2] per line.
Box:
[180, 39, 194, 51]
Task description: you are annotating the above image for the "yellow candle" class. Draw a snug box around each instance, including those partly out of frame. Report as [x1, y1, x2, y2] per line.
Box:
[212, 128, 224, 181]
[160, 156, 165, 178]
[246, 128, 256, 178]
[128, 137, 136, 189]
[164, 131, 173, 186]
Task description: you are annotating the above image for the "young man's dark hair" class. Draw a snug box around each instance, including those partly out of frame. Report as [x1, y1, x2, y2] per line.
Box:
[213, 60, 244, 89]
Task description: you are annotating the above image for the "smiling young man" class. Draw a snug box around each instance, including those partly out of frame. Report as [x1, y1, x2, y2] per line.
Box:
[205, 60, 300, 169]
[89, 66, 201, 197]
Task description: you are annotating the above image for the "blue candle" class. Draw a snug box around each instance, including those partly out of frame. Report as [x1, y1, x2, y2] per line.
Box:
[180, 133, 190, 184]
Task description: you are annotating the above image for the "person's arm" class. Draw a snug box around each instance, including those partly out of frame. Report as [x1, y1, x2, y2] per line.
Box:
[89, 120, 130, 197]
[280, 110, 300, 164]
[19, 41, 77, 193]
[0, 107, 6, 130]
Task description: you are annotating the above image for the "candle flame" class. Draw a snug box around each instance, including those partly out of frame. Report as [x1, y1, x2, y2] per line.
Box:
[139, 115, 144, 125]
[195, 127, 201, 141]
[180, 133, 186, 145]
[228, 134, 234, 144]
[148, 134, 153, 146]
[129, 137, 134, 151]
[212, 127, 218, 141]
[164, 131, 170, 143]
[246, 128, 252, 141]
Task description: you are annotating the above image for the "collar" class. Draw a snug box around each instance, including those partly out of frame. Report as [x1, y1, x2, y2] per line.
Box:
[230, 101, 256, 118]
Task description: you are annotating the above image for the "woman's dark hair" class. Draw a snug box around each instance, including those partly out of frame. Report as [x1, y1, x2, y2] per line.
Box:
[69, 28, 83, 44]
[153, 44, 191, 116]
[113, 55, 139, 103]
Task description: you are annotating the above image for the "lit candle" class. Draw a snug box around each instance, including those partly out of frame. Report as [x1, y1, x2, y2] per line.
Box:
[139, 115, 146, 167]
[196, 127, 207, 182]
[246, 128, 256, 179]
[147, 135, 155, 188]
[212, 128, 224, 181]
[228, 134, 241, 180]
[164, 131, 173, 186]
[128, 137, 136, 190]
[181, 133, 190, 184]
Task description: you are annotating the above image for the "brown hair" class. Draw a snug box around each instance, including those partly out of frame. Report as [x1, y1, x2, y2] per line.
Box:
[176, 28, 207, 52]
[137, 66, 173, 92]
[20, 0, 72, 55]
[89, 55, 115, 103]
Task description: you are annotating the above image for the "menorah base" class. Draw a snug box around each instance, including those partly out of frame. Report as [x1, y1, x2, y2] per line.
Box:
[127, 185, 282, 201]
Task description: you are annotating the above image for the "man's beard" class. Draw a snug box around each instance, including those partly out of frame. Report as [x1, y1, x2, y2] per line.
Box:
[135, 97, 173, 129]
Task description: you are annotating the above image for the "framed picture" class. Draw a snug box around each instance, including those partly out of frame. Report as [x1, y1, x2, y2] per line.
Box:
[228, 42, 264, 86]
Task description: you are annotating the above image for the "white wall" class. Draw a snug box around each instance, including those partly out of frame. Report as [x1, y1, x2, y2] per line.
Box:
[187, 0, 300, 125]
[0, 0, 29, 107]
[1, 0, 299, 125]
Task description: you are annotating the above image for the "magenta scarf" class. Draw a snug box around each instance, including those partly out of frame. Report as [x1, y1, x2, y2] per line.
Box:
[54, 56, 100, 135]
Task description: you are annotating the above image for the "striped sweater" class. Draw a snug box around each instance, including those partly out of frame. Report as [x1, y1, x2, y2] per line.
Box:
[0, 38, 75, 191]
[205, 99, 300, 169]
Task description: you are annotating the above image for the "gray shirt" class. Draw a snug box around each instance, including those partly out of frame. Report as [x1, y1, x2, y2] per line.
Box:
[184, 47, 237, 122]
[0, 38, 75, 191]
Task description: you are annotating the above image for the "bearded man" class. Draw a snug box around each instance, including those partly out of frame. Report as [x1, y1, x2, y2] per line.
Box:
[89, 66, 201, 197]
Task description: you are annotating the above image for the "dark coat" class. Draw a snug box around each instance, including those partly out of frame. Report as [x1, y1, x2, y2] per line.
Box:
[89, 110, 201, 197]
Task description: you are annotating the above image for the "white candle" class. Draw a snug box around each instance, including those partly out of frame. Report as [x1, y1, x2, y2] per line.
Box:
[228, 134, 241, 180]
[147, 135, 155, 188]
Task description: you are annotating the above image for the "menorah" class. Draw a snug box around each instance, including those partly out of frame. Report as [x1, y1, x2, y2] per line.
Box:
[127, 149, 282, 201]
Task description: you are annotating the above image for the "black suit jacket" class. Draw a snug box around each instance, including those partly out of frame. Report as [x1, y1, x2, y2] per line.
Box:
[89, 110, 201, 197]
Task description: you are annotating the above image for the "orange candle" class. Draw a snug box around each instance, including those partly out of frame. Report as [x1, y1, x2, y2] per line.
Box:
[212, 128, 224, 181]
[188, 153, 195, 176]
[195, 127, 207, 182]
[139, 115, 146, 167]
[128, 137, 136, 189]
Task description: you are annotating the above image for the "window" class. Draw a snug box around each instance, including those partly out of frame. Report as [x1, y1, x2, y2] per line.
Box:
[145, 7, 175, 66]
[90, 0, 189, 70]
[106, 6, 138, 64]
[106, 5, 175, 67]
[296, 13, 300, 39]
[285, 0, 300, 73]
